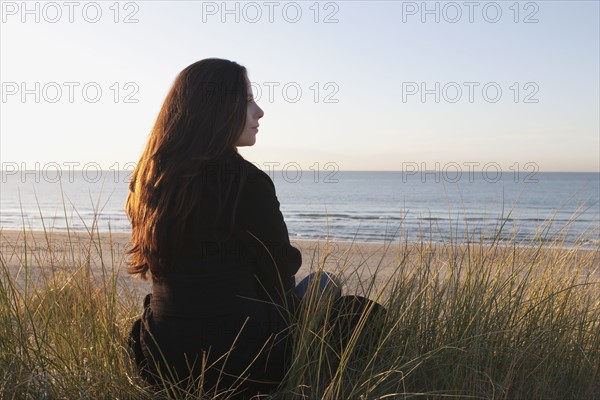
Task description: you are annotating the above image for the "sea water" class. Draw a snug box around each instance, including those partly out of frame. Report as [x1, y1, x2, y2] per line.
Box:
[1, 169, 598, 248]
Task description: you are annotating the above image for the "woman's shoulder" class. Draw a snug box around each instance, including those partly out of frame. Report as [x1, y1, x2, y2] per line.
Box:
[202, 151, 267, 181]
[234, 155, 275, 188]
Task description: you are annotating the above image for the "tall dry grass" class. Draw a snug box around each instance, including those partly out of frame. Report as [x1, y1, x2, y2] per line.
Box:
[0, 208, 598, 399]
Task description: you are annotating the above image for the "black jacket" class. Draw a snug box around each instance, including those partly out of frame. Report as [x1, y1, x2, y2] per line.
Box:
[137, 151, 302, 397]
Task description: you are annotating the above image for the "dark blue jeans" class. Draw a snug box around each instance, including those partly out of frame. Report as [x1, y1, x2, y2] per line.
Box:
[293, 271, 342, 301]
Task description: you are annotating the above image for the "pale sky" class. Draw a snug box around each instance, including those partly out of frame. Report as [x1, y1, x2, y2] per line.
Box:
[1, 0, 599, 172]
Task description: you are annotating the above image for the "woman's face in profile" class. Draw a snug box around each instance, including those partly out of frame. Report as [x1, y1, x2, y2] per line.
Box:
[235, 76, 264, 147]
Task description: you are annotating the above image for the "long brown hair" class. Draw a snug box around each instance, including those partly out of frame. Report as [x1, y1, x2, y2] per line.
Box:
[126, 58, 248, 279]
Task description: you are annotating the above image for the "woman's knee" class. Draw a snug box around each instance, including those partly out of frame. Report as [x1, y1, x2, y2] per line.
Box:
[293, 271, 342, 301]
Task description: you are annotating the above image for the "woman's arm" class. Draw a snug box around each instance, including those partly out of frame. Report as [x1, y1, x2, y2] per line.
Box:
[236, 164, 302, 295]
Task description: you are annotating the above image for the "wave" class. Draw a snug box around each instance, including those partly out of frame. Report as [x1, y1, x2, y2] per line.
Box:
[294, 213, 405, 221]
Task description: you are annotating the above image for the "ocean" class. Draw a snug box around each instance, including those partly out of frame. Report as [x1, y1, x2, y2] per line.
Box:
[1, 170, 598, 248]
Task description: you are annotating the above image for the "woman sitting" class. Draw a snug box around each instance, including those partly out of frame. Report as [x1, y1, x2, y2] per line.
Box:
[127, 58, 380, 399]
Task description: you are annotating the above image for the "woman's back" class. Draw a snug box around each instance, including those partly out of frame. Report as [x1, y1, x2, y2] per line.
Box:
[133, 151, 301, 397]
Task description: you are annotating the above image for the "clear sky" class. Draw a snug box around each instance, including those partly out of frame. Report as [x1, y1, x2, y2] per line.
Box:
[1, 0, 599, 172]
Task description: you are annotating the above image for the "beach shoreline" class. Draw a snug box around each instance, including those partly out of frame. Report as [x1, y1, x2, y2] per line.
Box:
[1, 227, 596, 248]
[2, 229, 598, 299]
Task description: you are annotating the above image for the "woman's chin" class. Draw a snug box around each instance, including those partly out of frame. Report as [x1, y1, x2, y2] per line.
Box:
[236, 137, 257, 147]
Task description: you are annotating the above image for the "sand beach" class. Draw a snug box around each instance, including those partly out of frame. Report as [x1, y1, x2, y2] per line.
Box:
[1, 229, 597, 300]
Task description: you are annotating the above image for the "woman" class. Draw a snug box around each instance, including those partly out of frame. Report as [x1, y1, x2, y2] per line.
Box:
[126, 58, 307, 398]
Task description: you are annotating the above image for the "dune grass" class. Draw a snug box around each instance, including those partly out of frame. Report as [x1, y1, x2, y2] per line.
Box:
[0, 211, 598, 399]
